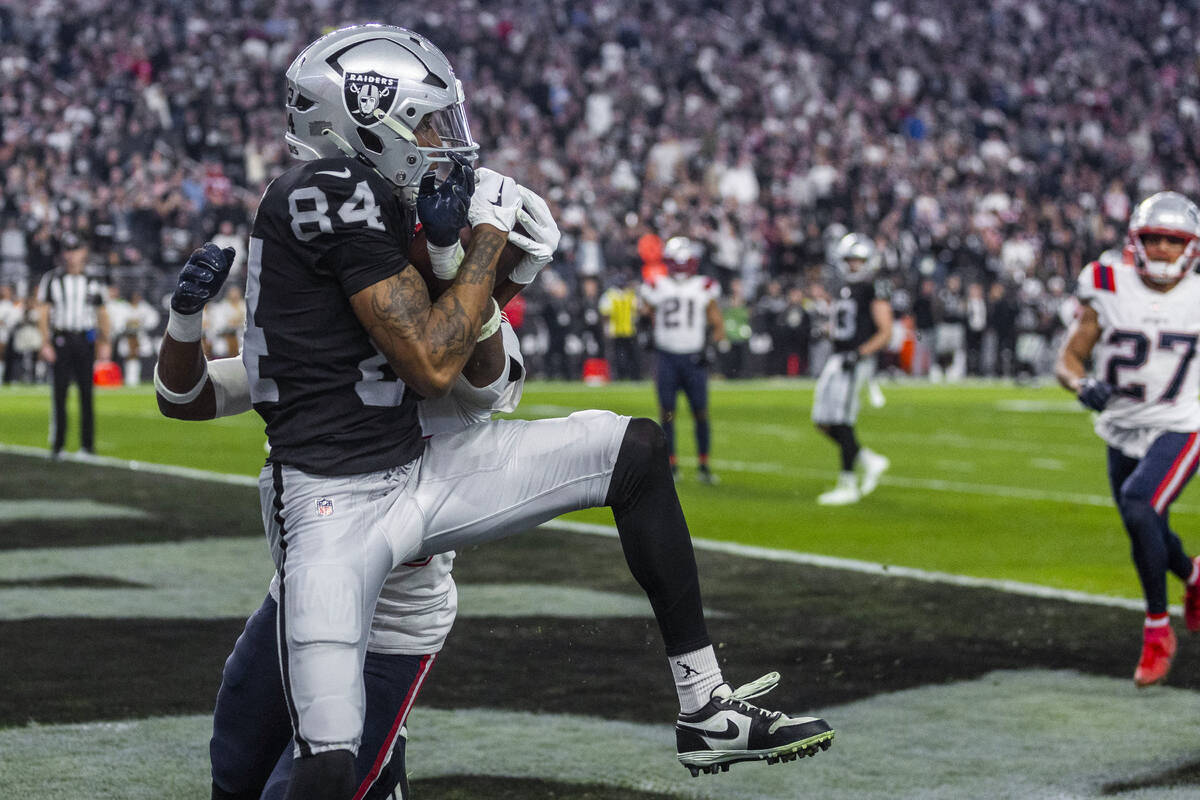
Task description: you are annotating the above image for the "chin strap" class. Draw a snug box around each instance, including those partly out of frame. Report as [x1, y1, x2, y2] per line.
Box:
[372, 108, 419, 142]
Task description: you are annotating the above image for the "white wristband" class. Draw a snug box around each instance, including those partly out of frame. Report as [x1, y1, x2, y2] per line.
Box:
[166, 308, 204, 343]
[509, 254, 549, 285]
[427, 240, 465, 280]
[209, 357, 252, 418]
[154, 358, 208, 405]
[477, 298, 501, 341]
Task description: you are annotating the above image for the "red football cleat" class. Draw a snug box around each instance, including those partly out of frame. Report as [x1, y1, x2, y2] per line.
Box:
[1184, 557, 1200, 633]
[1134, 625, 1177, 687]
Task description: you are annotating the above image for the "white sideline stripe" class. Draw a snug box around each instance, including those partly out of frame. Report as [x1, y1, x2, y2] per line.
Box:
[6, 500, 151, 521]
[0, 442, 1154, 613]
[545, 519, 1152, 613]
[0, 443, 258, 487]
[705, 455, 1200, 514]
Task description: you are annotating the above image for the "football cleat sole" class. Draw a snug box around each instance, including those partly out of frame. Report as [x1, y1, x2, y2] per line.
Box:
[679, 729, 835, 777]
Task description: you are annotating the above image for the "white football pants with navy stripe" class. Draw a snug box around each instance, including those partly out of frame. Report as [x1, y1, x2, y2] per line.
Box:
[258, 410, 630, 756]
[811, 352, 875, 426]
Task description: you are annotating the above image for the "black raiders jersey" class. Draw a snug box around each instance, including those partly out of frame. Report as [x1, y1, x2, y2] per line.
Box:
[831, 280, 883, 353]
[243, 157, 424, 475]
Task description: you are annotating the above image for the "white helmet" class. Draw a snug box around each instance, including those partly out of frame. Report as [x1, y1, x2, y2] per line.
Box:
[833, 232, 878, 282]
[1127, 191, 1200, 283]
[283, 25, 478, 200]
[662, 236, 701, 275]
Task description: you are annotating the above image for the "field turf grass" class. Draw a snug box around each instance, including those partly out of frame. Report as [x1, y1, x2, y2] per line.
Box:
[6, 378, 1200, 797]
[3, 378, 1197, 598]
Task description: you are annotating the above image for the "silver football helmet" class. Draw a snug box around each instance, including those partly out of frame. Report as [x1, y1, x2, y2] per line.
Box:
[283, 25, 478, 201]
[833, 232, 878, 282]
[1127, 191, 1200, 283]
[662, 236, 701, 275]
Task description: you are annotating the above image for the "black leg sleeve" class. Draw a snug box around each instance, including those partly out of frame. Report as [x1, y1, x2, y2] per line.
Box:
[283, 750, 356, 800]
[827, 424, 860, 472]
[606, 417, 711, 656]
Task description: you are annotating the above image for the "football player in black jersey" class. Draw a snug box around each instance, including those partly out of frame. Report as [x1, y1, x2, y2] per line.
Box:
[160, 25, 834, 798]
[811, 233, 894, 506]
[158, 187, 553, 800]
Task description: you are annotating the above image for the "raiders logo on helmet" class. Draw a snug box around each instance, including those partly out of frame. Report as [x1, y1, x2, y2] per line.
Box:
[343, 71, 398, 127]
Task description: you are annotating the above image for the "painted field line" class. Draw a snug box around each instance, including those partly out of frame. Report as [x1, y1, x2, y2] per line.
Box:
[0, 442, 1150, 612]
[720, 423, 1082, 455]
[545, 519, 1149, 613]
[0, 443, 259, 487]
[704, 455, 1200, 513]
[3, 441, 1136, 512]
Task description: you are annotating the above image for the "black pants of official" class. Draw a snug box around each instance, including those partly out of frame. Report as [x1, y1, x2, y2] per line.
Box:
[50, 330, 95, 453]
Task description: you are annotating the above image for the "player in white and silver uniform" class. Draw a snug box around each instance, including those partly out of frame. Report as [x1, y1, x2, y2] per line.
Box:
[162, 256, 532, 800]
[639, 236, 724, 483]
[1056, 191, 1200, 688]
[246, 319, 526, 800]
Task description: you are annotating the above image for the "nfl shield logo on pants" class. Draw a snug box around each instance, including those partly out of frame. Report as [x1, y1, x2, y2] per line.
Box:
[316, 498, 334, 517]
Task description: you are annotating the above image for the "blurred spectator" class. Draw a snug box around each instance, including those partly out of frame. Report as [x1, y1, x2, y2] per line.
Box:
[0, 284, 19, 382]
[935, 274, 967, 379]
[965, 282, 987, 377]
[754, 279, 789, 375]
[719, 278, 753, 379]
[112, 288, 161, 385]
[598, 271, 641, 380]
[205, 285, 246, 358]
[0, 0, 1195, 383]
[988, 281, 1020, 378]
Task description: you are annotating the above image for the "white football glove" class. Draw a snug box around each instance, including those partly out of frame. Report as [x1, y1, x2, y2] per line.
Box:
[468, 168, 521, 233]
[507, 185, 561, 285]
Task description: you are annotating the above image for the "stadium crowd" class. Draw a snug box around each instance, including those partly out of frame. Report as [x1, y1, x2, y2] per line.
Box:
[0, 0, 1197, 383]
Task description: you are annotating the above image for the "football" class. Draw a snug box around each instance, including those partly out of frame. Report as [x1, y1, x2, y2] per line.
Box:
[409, 225, 526, 294]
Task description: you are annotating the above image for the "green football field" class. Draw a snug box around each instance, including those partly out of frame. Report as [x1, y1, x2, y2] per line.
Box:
[8, 377, 1200, 799]
[1, 377, 1191, 601]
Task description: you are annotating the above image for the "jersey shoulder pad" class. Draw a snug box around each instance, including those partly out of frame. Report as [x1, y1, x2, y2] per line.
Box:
[261, 158, 406, 241]
[1077, 260, 1115, 298]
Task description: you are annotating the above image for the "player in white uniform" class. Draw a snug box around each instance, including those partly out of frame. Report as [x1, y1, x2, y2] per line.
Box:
[1056, 191, 1200, 687]
[214, 321, 527, 800]
[161, 27, 834, 797]
[640, 236, 724, 484]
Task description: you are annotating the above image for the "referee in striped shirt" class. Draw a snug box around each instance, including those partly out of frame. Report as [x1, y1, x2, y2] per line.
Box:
[36, 231, 110, 457]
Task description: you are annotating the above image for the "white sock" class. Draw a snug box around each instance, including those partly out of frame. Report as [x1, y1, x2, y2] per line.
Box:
[670, 646, 723, 714]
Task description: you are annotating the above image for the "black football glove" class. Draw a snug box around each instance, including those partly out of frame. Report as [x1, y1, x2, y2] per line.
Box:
[841, 350, 860, 372]
[417, 152, 475, 247]
[1077, 377, 1113, 412]
[172, 243, 236, 315]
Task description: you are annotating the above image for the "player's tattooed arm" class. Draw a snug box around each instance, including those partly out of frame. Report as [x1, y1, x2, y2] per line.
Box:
[352, 226, 505, 397]
[1055, 302, 1101, 394]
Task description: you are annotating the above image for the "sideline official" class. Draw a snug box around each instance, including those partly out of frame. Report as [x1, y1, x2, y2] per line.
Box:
[36, 231, 109, 457]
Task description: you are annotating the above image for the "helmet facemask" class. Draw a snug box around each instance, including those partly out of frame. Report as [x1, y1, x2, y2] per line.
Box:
[1127, 191, 1200, 284]
[662, 236, 701, 276]
[834, 233, 878, 282]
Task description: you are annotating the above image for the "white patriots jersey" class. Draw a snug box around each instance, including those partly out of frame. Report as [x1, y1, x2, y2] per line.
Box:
[268, 319, 526, 654]
[641, 274, 720, 354]
[1078, 260, 1200, 453]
